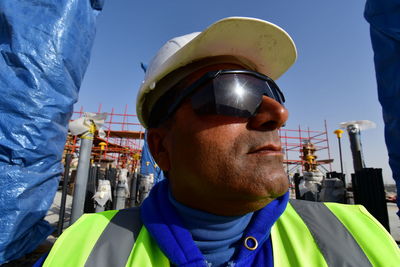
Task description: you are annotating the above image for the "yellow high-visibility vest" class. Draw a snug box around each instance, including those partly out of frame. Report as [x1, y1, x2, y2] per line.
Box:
[44, 200, 400, 267]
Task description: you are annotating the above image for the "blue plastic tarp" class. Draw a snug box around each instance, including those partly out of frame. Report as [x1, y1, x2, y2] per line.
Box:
[0, 0, 103, 263]
[365, 0, 400, 215]
[140, 132, 165, 184]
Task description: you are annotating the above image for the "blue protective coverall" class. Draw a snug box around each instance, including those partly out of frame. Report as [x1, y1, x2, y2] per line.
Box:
[365, 0, 400, 215]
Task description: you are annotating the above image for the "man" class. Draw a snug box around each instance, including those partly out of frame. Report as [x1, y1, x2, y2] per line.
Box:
[43, 17, 399, 266]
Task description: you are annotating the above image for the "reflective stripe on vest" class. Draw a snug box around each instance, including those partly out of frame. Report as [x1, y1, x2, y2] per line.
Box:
[286, 200, 371, 267]
[43, 210, 118, 267]
[324, 202, 400, 266]
[43, 208, 168, 267]
[84, 207, 168, 266]
[44, 202, 400, 266]
[85, 208, 143, 267]
[272, 200, 400, 267]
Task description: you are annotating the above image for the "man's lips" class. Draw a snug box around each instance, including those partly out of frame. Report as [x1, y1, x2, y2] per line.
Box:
[247, 144, 282, 154]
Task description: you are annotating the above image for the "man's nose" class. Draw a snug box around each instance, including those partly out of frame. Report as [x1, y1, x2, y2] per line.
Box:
[247, 96, 289, 130]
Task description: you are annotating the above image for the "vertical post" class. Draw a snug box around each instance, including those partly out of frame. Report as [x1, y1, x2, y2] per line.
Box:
[325, 120, 332, 172]
[338, 137, 344, 174]
[130, 171, 138, 207]
[334, 129, 345, 175]
[334, 129, 346, 187]
[70, 122, 95, 225]
[106, 108, 114, 144]
[115, 182, 126, 210]
[122, 104, 128, 149]
[298, 125, 303, 172]
[285, 131, 289, 176]
[122, 104, 128, 131]
[57, 153, 72, 235]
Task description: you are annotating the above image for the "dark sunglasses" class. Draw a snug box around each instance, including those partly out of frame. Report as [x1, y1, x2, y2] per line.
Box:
[151, 70, 285, 127]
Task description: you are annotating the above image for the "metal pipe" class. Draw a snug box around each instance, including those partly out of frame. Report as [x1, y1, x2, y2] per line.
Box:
[334, 129, 344, 175]
[115, 182, 126, 210]
[70, 123, 95, 224]
[129, 172, 138, 207]
[346, 124, 366, 172]
[324, 120, 333, 172]
[57, 153, 72, 235]
[338, 137, 344, 174]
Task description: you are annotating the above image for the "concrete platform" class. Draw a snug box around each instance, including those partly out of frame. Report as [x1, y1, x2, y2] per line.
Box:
[45, 190, 73, 229]
[388, 202, 400, 242]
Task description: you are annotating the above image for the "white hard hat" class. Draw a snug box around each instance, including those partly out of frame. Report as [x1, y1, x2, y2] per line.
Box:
[137, 16, 297, 128]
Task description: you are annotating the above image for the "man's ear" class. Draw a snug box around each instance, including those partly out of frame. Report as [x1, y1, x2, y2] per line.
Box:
[146, 128, 171, 172]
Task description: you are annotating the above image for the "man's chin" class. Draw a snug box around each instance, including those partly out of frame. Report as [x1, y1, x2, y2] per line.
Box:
[256, 169, 289, 196]
[269, 176, 290, 198]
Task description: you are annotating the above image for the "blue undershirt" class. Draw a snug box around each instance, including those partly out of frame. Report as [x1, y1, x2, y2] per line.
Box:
[168, 190, 253, 266]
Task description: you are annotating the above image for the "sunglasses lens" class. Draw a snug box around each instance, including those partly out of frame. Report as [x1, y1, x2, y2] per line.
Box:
[151, 70, 284, 127]
[191, 73, 278, 117]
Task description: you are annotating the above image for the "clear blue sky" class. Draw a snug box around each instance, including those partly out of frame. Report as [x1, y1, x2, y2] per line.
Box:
[77, 0, 394, 184]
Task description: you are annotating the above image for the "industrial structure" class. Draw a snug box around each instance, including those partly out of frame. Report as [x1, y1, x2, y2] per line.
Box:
[65, 105, 145, 173]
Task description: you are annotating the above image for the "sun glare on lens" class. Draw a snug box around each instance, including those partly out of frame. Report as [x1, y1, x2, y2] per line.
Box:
[234, 84, 245, 98]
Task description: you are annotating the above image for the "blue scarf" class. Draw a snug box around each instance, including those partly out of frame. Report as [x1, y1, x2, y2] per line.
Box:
[141, 179, 289, 267]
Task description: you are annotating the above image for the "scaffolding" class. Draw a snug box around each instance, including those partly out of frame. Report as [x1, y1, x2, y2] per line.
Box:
[65, 105, 145, 171]
[280, 120, 333, 175]
[65, 105, 333, 174]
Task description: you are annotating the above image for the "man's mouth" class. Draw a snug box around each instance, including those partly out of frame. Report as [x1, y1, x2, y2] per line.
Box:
[247, 144, 283, 155]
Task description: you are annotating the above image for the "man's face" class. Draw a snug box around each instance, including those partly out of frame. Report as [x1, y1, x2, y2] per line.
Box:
[150, 64, 289, 215]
